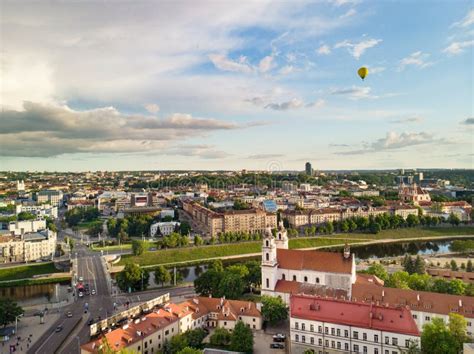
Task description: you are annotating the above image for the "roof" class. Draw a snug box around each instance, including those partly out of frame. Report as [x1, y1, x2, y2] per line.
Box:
[427, 269, 474, 283]
[352, 283, 474, 318]
[291, 294, 419, 337]
[81, 308, 179, 353]
[275, 280, 349, 299]
[180, 296, 262, 321]
[277, 249, 353, 274]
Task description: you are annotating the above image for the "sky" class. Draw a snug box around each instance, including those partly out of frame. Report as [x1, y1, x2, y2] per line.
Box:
[1, 0, 473, 172]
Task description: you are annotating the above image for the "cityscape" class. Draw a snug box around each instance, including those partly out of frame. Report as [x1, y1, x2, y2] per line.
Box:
[1, 1, 473, 354]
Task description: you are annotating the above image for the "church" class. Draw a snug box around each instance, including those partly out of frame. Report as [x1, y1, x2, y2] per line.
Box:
[261, 222, 357, 304]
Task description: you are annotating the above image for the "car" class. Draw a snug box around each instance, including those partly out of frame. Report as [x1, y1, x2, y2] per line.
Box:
[270, 343, 284, 349]
[91, 289, 96, 295]
[273, 334, 286, 340]
[55, 325, 63, 333]
[78, 292, 83, 298]
[78, 276, 84, 282]
[87, 319, 94, 326]
[66, 311, 73, 318]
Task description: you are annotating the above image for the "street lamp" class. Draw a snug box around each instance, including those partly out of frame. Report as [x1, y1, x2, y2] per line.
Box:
[15, 314, 23, 334]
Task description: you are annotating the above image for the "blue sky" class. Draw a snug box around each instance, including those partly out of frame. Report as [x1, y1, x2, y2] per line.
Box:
[1, 1, 472, 171]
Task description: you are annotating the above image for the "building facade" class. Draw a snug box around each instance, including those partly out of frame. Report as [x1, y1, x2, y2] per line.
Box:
[0, 229, 57, 263]
[37, 190, 64, 206]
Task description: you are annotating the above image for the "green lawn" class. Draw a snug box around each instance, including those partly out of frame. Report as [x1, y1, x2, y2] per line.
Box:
[92, 240, 155, 251]
[0, 276, 71, 288]
[0, 262, 58, 282]
[117, 226, 474, 268]
[77, 219, 102, 229]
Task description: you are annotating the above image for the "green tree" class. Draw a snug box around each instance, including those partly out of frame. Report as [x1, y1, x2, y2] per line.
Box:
[406, 214, 420, 227]
[17, 212, 36, 221]
[183, 328, 207, 349]
[369, 222, 381, 234]
[448, 213, 461, 226]
[209, 259, 224, 272]
[421, 318, 457, 354]
[154, 265, 171, 286]
[116, 262, 149, 292]
[366, 263, 388, 282]
[413, 255, 426, 275]
[180, 221, 192, 235]
[209, 327, 231, 347]
[194, 235, 203, 246]
[448, 279, 466, 295]
[230, 321, 253, 353]
[194, 269, 223, 296]
[261, 295, 288, 324]
[131, 240, 145, 256]
[450, 259, 459, 271]
[166, 333, 189, 354]
[177, 348, 202, 354]
[226, 264, 249, 278]
[448, 313, 468, 354]
[0, 298, 24, 327]
[218, 272, 244, 299]
[385, 271, 410, 289]
[467, 260, 473, 272]
[403, 254, 415, 274]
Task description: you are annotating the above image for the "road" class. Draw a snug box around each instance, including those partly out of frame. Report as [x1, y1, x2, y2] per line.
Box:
[27, 241, 113, 354]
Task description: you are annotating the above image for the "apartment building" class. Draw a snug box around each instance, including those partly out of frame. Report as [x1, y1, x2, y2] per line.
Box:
[36, 190, 64, 206]
[81, 296, 261, 354]
[290, 294, 420, 354]
[183, 201, 276, 236]
[8, 219, 47, 236]
[16, 203, 58, 219]
[0, 229, 57, 263]
[352, 283, 474, 335]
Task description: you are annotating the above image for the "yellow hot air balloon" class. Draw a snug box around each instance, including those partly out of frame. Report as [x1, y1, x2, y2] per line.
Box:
[358, 67, 368, 80]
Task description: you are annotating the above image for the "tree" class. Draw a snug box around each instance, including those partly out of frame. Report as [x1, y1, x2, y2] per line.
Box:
[0, 298, 24, 327]
[406, 214, 419, 227]
[17, 212, 36, 221]
[183, 328, 207, 349]
[326, 221, 334, 234]
[385, 271, 410, 289]
[421, 318, 457, 354]
[87, 222, 103, 237]
[226, 264, 249, 278]
[450, 259, 459, 271]
[209, 259, 224, 272]
[448, 213, 461, 226]
[116, 262, 149, 292]
[154, 265, 172, 286]
[366, 263, 388, 282]
[194, 269, 223, 296]
[467, 260, 473, 272]
[369, 222, 381, 234]
[230, 321, 253, 353]
[261, 295, 288, 324]
[209, 327, 231, 347]
[166, 333, 189, 354]
[448, 279, 466, 295]
[131, 240, 145, 256]
[180, 221, 192, 235]
[177, 348, 202, 354]
[448, 313, 468, 354]
[413, 255, 426, 275]
[194, 235, 203, 246]
[403, 255, 415, 274]
[218, 272, 244, 299]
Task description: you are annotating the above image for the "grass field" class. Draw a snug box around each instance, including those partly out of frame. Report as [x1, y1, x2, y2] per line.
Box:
[78, 219, 102, 229]
[92, 240, 154, 251]
[117, 226, 474, 267]
[0, 262, 58, 282]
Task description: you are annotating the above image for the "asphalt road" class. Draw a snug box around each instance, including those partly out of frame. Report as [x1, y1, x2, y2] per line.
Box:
[27, 243, 113, 354]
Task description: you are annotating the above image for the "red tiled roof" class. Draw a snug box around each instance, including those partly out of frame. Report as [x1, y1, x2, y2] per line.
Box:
[291, 294, 419, 337]
[277, 249, 353, 274]
[352, 283, 474, 318]
[275, 280, 349, 299]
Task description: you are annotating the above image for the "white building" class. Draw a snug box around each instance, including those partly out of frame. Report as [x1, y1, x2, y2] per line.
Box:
[261, 222, 356, 304]
[37, 190, 64, 206]
[150, 222, 180, 237]
[290, 294, 420, 354]
[8, 219, 47, 236]
[0, 229, 57, 263]
[16, 180, 25, 191]
[160, 208, 175, 219]
[16, 204, 58, 219]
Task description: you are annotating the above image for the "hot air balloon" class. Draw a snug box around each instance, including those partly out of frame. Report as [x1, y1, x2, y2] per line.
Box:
[358, 67, 368, 80]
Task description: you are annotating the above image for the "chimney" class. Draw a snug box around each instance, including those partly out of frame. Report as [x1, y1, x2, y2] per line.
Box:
[459, 299, 463, 307]
[416, 294, 420, 301]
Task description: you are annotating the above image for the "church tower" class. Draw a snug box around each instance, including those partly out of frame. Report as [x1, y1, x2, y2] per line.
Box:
[274, 221, 288, 249]
[261, 227, 279, 294]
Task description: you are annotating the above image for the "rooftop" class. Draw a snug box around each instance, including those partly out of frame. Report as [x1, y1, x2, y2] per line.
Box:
[277, 249, 353, 274]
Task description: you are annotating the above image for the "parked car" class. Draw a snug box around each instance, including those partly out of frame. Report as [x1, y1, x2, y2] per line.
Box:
[78, 277, 83, 282]
[66, 311, 73, 318]
[273, 334, 286, 342]
[270, 343, 284, 349]
[78, 292, 83, 298]
[91, 289, 96, 295]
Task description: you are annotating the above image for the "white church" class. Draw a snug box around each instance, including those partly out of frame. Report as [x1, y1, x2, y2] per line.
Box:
[261, 222, 357, 304]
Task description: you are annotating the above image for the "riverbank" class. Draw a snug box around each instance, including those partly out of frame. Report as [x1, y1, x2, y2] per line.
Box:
[117, 227, 474, 269]
[0, 262, 58, 281]
[0, 276, 72, 288]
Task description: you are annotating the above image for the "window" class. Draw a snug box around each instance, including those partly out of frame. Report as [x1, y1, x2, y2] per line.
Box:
[310, 324, 314, 332]
[266, 240, 269, 247]
[354, 344, 359, 353]
[282, 274, 286, 280]
[302, 335, 306, 343]
[468, 322, 472, 327]
[363, 333, 367, 341]
[293, 275, 297, 281]
[138, 347, 141, 351]
[295, 334, 299, 342]
[316, 277, 320, 283]
[145, 342, 148, 348]
[304, 276, 308, 282]
[337, 329, 340, 336]
[325, 340, 329, 347]
[405, 340, 410, 348]
[385, 337, 389, 345]
[266, 253, 269, 261]
[392, 338, 398, 346]
[353, 331, 359, 339]
[374, 334, 379, 343]
[318, 326, 322, 333]
[425, 316, 431, 321]
[295, 322, 299, 330]
[302, 323, 306, 331]
[363, 346, 368, 354]
[337, 342, 341, 349]
[266, 278, 269, 288]
[331, 340, 335, 348]
[165, 330, 169, 335]
[331, 328, 335, 336]
[374, 349, 378, 354]
[325, 327, 329, 334]
[311, 337, 314, 344]
[224, 321, 227, 326]
[344, 330, 349, 338]
[318, 338, 322, 346]
[345, 343, 349, 351]
[413, 314, 417, 319]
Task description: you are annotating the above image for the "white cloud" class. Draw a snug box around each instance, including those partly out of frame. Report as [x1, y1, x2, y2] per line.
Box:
[443, 40, 474, 55]
[334, 38, 382, 59]
[340, 8, 357, 19]
[390, 116, 424, 124]
[209, 54, 254, 74]
[259, 55, 275, 73]
[265, 98, 304, 111]
[317, 44, 332, 55]
[144, 103, 160, 114]
[369, 66, 386, 74]
[398, 51, 434, 71]
[279, 65, 295, 75]
[330, 86, 377, 100]
[248, 153, 284, 159]
[306, 99, 326, 108]
[452, 9, 474, 28]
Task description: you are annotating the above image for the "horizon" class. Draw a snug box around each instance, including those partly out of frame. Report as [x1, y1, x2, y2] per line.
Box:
[1, 1, 473, 171]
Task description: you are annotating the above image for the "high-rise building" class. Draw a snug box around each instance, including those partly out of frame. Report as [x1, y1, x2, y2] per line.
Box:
[305, 162, 312, 176]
